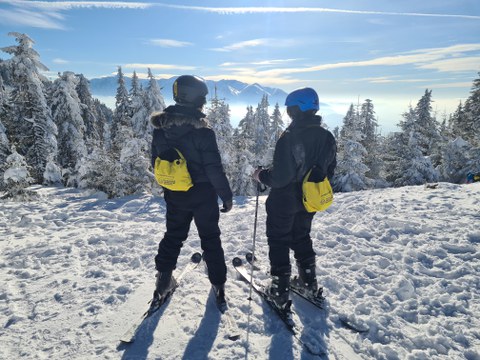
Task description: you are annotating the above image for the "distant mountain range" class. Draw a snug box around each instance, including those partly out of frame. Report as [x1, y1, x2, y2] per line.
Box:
[88, 76, 289, 106]
[88, 76, 343, 128]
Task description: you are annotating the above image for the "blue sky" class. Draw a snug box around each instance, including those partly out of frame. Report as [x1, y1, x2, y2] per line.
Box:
[0, 0, 479, 132]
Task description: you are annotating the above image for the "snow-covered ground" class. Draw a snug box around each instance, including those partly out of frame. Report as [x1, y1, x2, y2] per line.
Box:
[1, 183, 479, 360]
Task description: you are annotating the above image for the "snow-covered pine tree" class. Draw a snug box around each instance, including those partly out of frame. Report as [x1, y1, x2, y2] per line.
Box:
[0, 119, 10, 191]
[129, 71, 149, 140]
[138, 68, 166, 143]
[0, 32, 58, 184]
[439, 137, 473, 183]
[232, 106, 257, 195]
[206, 88, 234, 180]
[237, 105, 255, 149]
[415, 89, 442, 166]
[334, 104, 370, 192]
[359, 99, 385, 186]
[110, 66, 132, 155]
[253, 94, 272, 165]
[50, 71, 87, 186]
[75, 74, 105, 151]
[270, 102, 284, 142]
[449, 102, 468, 142]
[77, 147, 119, 198]
[462, 72, 480, 147]
[145, 68, 166, 113]
[109, 69, 152, 197]
[230, 128, 256, 196]
[113, 138, 152, 197]
[391, 106, 439, 186]
[94, 99, 113, 149]
[2, 145, 34, 198]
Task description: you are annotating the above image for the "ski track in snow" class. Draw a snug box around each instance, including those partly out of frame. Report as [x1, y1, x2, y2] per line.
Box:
[0, 183, 479, 360]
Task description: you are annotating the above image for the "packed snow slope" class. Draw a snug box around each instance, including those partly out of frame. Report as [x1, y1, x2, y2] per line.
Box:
[1, 183, 479, 360]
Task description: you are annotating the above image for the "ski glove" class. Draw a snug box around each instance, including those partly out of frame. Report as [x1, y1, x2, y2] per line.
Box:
[252, 168, 263, 182]
[220, 199, 233, 213]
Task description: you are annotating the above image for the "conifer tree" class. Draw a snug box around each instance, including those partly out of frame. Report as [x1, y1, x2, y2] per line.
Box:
[0, 32, 58, 183]
[111, 66, 132, 155]
[206, 89, 235, 179]
[439, 138, 472, 183]
[237, 106, 255, 149]
[253, 95, 271, 165]
[334, 104, 369, 192]
[3, 145, 34, 197]
[462, 73, 480, 146]
[387, 106, 439, 186]
[146, 68, 166, 110]
[129, 70, 149, 141]
[50, 71, 87, 186]
[270, 102, 284, 142]
[359, 99, 384, 185]
[415, 89, 441, 165]
[77, 147, 118, 198]
[0, 119, 10, 191]
[75, 74, 105, 151]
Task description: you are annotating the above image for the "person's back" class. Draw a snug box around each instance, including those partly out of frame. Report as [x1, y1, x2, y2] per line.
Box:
[150, 75, 232, 312]
[252, 87, 337, 310]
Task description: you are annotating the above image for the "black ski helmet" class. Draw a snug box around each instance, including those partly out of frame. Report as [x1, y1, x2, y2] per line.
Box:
[173, 75, 208, 108]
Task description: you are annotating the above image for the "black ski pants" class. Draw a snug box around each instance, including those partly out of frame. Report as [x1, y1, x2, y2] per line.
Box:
[266, 185, 316, 277]
[155, 183, 227, 286]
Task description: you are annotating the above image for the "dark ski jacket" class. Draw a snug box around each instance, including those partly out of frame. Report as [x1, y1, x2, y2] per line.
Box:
[151, 105, 233, 203]
[258, 114, 337, 189]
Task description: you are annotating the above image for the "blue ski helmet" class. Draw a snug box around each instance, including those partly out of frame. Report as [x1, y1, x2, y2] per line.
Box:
[285, 87, 319, 112]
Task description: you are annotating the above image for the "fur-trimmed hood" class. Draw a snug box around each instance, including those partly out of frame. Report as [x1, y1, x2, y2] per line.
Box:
[150, 105, 209, 130]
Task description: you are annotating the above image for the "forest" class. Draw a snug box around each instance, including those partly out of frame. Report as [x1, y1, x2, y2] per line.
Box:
[1, 32, 479, 199]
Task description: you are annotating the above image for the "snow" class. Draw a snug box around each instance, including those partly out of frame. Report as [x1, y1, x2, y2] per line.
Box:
[1, 183, 479, 360]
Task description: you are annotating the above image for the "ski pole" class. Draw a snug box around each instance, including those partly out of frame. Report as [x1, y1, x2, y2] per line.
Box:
[248, 169, 266, 301]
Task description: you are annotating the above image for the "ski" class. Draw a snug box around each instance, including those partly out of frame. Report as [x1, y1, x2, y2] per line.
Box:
[290, 278, 325, 309]
[232, 257, 326, 356]
[208, 271, 241, 340]
[119, 252, 203, 343]
[219, 305, 241, 341]
[245, 252, 260, 270]
[291, 272, 369, 334]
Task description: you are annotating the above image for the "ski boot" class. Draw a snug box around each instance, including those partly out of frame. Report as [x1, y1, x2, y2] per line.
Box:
[291, 261, 324, 300]
[154, 270, 178, 299]
[212, 283, 227, 313]
[268, 274, 291, 310]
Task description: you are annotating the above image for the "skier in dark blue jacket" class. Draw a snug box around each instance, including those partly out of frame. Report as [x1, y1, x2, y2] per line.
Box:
[252, 87, 337, 309]
[150, 75, 233, 309]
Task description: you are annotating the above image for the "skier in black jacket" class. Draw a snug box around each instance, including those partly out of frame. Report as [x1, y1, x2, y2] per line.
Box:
[252, 87, 337, 308]
[150, 75, 233, 309]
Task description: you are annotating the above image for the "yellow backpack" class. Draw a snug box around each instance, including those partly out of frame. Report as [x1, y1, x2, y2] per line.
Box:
[154, 148, 193, 191]
[302, 167, 333, 212]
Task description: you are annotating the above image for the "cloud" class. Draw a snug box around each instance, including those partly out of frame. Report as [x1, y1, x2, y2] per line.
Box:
[53, 58, 69, 64]
[152, 3, 480, 20]
[0, 0, 151, 29]
[417, 57, 480, 72]
[148, 39, 193, 48]
[426, 82, 474, 89]
[212, 39, 269, 52]
[0, 1, 151, 10]
[246, 43, 480, 78]
[221, 59, 303, 67]
[123, 63, 196, 71]
[208, 43, 480, 89]
[0, 8, 66, 29]
[213, 38, 297, 52]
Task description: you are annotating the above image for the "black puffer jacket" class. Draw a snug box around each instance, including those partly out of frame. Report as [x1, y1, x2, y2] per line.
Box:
[151, 105, 232, 203]
[259, 115, 337, 189]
